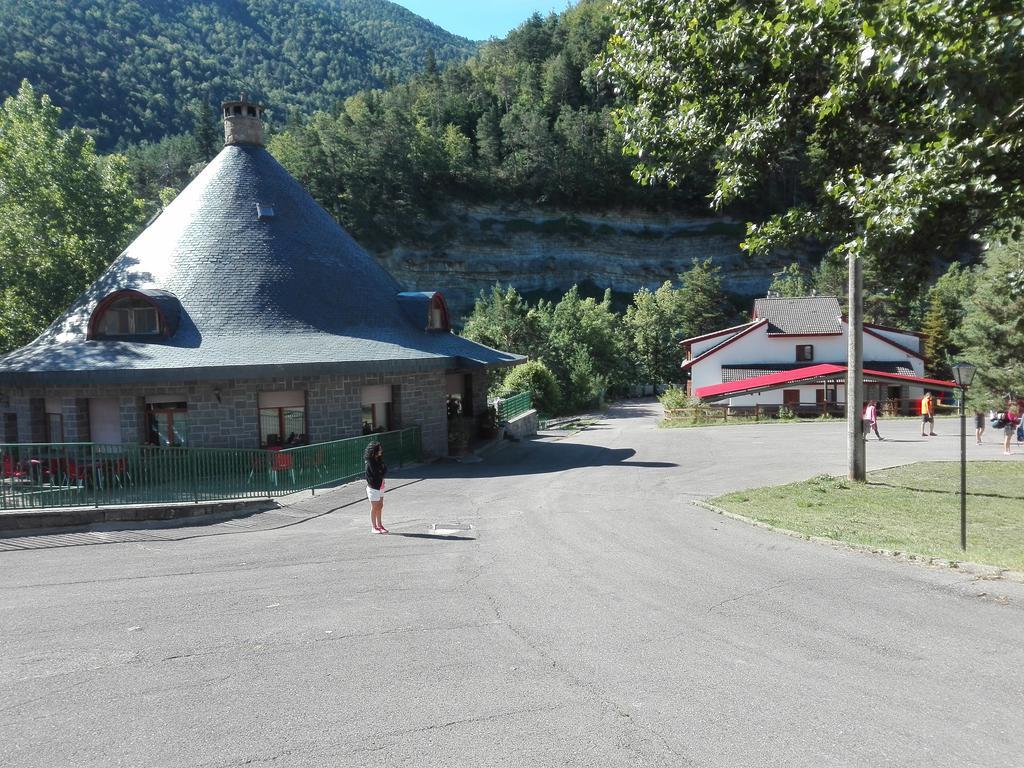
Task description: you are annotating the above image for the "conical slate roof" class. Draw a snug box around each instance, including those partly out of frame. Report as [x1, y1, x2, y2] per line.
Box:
[0, 145, 520, 384]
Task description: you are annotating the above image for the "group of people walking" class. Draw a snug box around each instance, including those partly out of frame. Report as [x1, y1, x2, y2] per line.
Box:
[861, 392, 940, 442]
[862, 392, 1023, 455]
[978, 400, 1023, 456]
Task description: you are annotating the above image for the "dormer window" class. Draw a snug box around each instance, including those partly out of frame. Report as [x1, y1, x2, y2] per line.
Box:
[97, 297, 159, 336]
[396, 291, 451, 332]
[428, 294, 449, 331]
[89, 289, 181, 341]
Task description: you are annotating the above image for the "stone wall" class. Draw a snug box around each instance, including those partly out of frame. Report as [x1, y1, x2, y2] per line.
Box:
[504, 409, 538, 440]
[469, 370, 489, 418]
[0, 369, 453, 458]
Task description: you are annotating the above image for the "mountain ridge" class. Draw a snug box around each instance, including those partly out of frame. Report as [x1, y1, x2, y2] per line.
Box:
[0, 0, 477, 148]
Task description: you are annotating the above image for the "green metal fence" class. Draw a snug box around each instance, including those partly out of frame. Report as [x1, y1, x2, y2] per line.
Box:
[495, 391, 532, 421]
[0, 427, 421, 511]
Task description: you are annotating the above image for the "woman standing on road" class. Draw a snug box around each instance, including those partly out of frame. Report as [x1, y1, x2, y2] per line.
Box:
[364, 441, 388, 534]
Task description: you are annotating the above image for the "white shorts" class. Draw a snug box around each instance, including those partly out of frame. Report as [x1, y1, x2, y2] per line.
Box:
[366, 486, 384, 502]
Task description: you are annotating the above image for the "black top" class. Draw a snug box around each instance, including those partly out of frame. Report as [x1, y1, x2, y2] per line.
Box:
[365, 457, 387, 490]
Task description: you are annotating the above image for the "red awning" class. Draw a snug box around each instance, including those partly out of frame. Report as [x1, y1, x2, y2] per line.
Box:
[695, 363, 957, 401]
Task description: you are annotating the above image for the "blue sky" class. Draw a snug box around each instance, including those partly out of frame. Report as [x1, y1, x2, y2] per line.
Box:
[392, 1, 573, 40]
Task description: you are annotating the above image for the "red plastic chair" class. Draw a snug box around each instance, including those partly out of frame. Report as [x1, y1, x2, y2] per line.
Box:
[2, 452, 22, 479]
[110, 457, 132, 487]
[64, 459, 91, 487]
[270, 452, 295, 486]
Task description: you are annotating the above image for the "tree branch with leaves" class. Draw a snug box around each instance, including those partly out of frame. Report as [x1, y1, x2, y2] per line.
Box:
[602, 0, 1024, 479]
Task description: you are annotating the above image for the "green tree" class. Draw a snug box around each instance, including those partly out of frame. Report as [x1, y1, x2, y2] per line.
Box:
[953, 238, 1024, 402]
[542, 286, 628, 410]
[921, 263, 975, 379]
[423, 47, 439, 79]
[440, 123, 473, 185]
[331, 92, 434, 242]
[0, 81, 144, 353]
[624, 281, 686, 385]
[498, 360, 562, 415]
[676, 259, 730, 340]
[122, 132, 203, 211]
[190, 97, 219, 162]
[474, 107, 503, 172]
[461, 284, 547, 356]
[768, 263, 811, 298]
[603, 0, 1024, 480]
[268, 110, 349, 223]
[499, 102, 555, 196]
[541, 53, 579, 115]
[811, 254, 847, 302]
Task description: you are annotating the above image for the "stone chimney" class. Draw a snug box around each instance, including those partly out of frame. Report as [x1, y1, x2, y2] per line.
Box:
[222, 97, 265, 147]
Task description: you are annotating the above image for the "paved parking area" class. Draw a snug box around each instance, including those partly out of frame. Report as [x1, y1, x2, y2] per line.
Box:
[2, 402, 1022, 768]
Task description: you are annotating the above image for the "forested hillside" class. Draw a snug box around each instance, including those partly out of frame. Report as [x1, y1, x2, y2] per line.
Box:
[0, 0, 477, 148]
[264, 1, 708, 243]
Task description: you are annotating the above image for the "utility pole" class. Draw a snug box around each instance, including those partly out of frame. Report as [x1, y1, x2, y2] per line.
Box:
[847, 252, 866, 482]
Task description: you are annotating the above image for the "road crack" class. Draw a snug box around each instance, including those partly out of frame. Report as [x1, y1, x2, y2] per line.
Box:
[706, 579, 793, 614]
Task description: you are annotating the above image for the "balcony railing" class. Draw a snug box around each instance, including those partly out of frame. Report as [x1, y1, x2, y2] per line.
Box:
[0, 427, 421, 511]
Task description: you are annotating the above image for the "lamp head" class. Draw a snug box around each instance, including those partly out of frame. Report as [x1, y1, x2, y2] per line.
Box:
[951, 361, 976, 388]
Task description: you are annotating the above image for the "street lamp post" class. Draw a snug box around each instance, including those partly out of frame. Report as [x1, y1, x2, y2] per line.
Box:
[951, 362, 977, 550]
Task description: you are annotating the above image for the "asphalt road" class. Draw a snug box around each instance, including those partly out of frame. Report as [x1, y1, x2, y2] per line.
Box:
[2, 401, 1023, 767]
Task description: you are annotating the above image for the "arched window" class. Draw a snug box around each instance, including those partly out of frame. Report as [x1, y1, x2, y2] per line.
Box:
[396, 291, 451, 332]
[428, 294, 450, 331]
[88, 290, 181, 340]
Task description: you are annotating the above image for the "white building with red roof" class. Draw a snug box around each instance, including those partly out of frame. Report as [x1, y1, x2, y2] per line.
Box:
[680, 296, 937, 414]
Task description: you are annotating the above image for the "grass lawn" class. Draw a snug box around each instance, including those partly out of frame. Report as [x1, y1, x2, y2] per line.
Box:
[710, 461, 1024, 572]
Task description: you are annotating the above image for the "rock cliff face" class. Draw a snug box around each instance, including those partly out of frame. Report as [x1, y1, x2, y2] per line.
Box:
[374, 206, 798, 319]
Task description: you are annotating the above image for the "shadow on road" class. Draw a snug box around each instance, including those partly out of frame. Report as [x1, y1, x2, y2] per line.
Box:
[408, 438, 676, 481]
[391, 532, 475, 541]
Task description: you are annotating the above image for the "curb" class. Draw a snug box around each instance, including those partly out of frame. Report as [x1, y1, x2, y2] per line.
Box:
[0, 498, 277, 534]
[692, 499, 1024, 584]
[0, 457, 437, 535]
